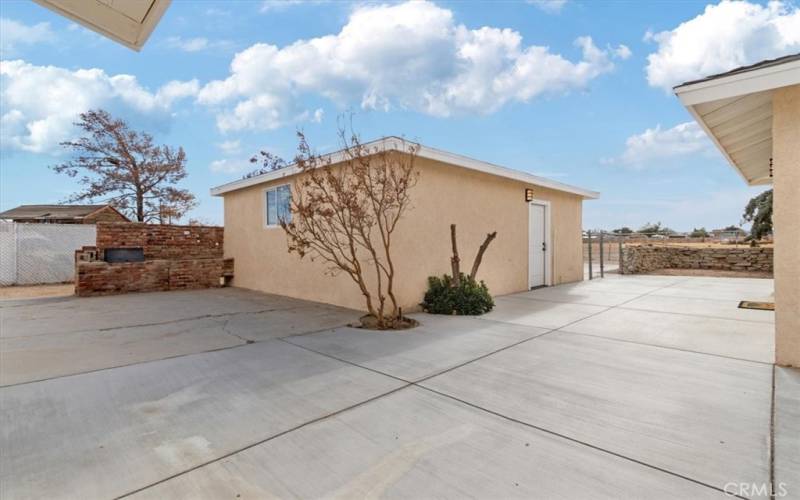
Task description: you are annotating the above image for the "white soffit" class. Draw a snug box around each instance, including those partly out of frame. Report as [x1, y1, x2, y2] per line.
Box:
[675, 55, 800, 186]
[209, 137, 600, 199]
[32, 0, 171, 51]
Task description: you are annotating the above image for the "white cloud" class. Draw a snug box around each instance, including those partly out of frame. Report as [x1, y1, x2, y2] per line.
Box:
[217, 139, 242, 154]
[210, 158, 252, 173]
[527, 0, 568, 14]
[0, 18, 56, 55]
[614, 44, 632, 60]
[0, 60, 198, 153]
[645, 0, 800, 90]
[199, 0, 623, 132]
[260, 0, 326, 12]
[164, 36, 233, 53]
[606, 121, 713, 168]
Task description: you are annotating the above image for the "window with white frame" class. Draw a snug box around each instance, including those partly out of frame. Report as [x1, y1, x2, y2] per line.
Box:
[265, 184, 292, 226]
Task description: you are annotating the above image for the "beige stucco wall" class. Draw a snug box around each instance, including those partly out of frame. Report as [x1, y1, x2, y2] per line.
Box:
[773, 84, 800, 367]
[222, 156, 585, 311]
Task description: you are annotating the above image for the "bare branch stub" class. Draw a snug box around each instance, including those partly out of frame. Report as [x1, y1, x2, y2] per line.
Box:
[450, 224, 461, 286]
[470, 231, 498, 280]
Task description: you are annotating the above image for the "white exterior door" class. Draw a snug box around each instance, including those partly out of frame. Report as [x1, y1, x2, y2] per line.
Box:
[529, 203, 547, 288]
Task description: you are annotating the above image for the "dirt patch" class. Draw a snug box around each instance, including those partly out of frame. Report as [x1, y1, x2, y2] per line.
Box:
[0, 284, 74, 300]
[353, 314, 420, 330]
[644, 268, 773, 279]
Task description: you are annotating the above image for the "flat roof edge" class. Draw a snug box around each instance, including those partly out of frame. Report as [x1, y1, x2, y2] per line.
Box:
[210, 138, 599, 199]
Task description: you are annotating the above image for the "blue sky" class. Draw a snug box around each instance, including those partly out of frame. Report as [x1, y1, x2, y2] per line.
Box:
[2, 0, 796, 230]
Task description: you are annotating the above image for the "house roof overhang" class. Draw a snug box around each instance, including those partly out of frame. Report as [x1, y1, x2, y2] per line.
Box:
[210, 137, 600, 200]
[32, 0, 171, 51]
[674, 54, 800, 186]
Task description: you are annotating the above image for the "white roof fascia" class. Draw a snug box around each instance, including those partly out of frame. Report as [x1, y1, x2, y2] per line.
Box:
[675, 59, 800, 106]
[209, 138, 599, 199]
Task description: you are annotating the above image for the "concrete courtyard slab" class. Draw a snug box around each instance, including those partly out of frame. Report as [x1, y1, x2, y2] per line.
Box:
[421, 332, 772, 495]
[287, 314, 549, 381]
[131, 387, 726, 500]
[588, 274, 687, 287]
[482, 296, 607, 329]
[556, 279, 672, 296]
[222, 305, 356, 342]
[0, 340, 403, 500]
[774, 367, 800, 498]
[0, 288, 358, 386]
[650, 283, 774, 302]
[0, 317, 243, 386]
[562, 307, 774, 362]
[621, 294, 775, 323]
[0, 288, 305, 338]
[508, 286, 641, 307]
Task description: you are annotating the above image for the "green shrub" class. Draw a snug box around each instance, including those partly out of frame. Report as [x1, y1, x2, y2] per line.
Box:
[421, 274, 494, 315]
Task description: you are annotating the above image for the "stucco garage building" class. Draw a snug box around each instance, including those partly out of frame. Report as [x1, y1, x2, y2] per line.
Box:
[212, 138, 598, 311]
[675, 54, 800, 367]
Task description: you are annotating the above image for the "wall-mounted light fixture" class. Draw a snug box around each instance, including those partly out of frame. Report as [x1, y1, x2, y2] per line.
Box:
[525, 188, 534, 202]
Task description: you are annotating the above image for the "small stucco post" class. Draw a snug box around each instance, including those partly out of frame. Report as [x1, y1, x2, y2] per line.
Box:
[773, 84, 800, 367]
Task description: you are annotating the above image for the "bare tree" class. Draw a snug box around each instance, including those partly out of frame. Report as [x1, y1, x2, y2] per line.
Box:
[53, 109, 196, 223]
[280, 130, 419, 329]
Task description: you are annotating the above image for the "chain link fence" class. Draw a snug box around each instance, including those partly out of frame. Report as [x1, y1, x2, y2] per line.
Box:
[0, 222, 96, 285]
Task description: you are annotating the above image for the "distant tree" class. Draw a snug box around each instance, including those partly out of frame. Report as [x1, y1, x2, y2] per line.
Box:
[690, 227, 709, 238]
[280, 129, 420, 329]
[612, 227, 633, 234]
[638, 221, 674, 235]
[742, 189, 773, 240]
[53, 109, 196, 223]
[722, 224, 742, 232]
[638, 222, 662, 234]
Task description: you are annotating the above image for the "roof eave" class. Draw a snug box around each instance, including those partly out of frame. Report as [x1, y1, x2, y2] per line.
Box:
[31, 0, 171, 51]
[209, 138, 599, 200]
[674, 58, 800, 186]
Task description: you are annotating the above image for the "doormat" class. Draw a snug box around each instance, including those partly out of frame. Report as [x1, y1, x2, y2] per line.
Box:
[738, 301, 774, 311]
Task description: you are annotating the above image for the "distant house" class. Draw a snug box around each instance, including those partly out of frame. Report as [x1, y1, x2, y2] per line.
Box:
[710, 227, 747, 241]
[0, 205, 129, 224]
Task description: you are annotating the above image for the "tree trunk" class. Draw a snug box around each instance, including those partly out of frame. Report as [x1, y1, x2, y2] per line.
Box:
[470, 231, 497, 280]
[450, 224, 460, 286]
[136, 189, 145, 222]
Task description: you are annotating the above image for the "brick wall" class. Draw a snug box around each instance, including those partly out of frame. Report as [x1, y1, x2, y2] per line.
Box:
[622, 245, 773, 274]
[75, 222, 231, 297]
[95, 222, 223, 260]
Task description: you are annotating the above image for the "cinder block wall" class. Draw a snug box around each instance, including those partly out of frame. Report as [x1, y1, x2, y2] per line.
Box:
[75, 223, 230, 297]
[621, 245, 773, 274]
